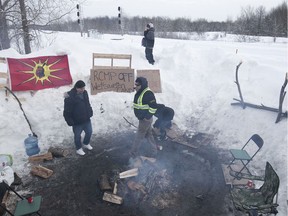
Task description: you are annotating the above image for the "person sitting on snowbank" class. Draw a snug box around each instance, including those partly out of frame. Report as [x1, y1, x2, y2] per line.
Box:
[153, 104, 174, 140]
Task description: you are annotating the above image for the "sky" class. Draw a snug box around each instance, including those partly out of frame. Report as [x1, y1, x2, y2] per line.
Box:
[0, 32, 287, 214]
[79, 0, 287, 21]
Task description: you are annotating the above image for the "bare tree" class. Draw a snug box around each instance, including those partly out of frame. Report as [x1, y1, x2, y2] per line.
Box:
[0, 0, 78, 53]
[19, 0, 30, 53]
[0, 0, 18, 50]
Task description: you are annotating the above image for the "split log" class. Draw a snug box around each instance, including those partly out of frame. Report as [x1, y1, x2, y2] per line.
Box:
[119, 168, 138, 179]
[28, 152, 53, 162]
[30, 165, 53, 179]
[102, 192, 123, 204]
[99, 174, 112, 191]
[48, 147, 69, 157]
[113, 182, 118, 194]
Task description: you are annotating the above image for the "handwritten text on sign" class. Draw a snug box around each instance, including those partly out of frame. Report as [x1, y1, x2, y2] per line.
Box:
[90, 69, 135, 95]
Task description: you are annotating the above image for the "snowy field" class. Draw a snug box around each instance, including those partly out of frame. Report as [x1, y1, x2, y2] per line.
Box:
[0, 31, 287, 215]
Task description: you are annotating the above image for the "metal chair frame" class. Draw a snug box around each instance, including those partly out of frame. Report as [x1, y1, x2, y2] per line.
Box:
[228, 134, 264, 178]
[0, 181, 41, 216]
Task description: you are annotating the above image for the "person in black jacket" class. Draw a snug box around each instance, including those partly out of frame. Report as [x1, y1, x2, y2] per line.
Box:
[130, 77, 158, 157]
[63, 80, 93, 156]
[153, 104, 174, 140]
[143, 22, 155, 65]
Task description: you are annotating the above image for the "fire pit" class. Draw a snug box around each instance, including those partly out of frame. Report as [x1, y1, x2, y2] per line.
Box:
[13, 131, 234, 216]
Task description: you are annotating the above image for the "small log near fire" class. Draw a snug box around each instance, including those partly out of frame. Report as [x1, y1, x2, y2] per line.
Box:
[48, 147, 69, 157]
[99, 174, 112, 191]
[30, 165, 53, 179]
[28, 152, 53, 163]
[231, 63, 287, 123]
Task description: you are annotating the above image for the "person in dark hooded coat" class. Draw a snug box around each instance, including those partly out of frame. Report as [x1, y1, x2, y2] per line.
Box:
[130, 77, 158, 157]
[153, 104, 174, 140]
[143, 22, 155, 65]
[63, 80, 93, 156]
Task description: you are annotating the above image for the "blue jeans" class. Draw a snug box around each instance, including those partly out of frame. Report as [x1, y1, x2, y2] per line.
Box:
[72, 120, 92, 150]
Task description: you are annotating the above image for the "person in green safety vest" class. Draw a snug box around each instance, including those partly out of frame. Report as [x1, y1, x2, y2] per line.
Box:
[130, 77, 158, 157]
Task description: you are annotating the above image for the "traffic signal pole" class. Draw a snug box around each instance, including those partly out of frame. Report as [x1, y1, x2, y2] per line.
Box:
[118, 6, 123, 36]
[76, 4, 84, 37]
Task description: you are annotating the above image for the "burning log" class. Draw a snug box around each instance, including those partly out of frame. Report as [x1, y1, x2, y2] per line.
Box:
[140, 156, 156, 163]
[127, 180, 146, 194]
[119, 168, 138, 179]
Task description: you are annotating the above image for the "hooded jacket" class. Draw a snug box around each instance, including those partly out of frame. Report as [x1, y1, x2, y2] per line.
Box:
[133, 77, 157, 120]
[144, 27, 155, 49]
[63, 88, 93, 126]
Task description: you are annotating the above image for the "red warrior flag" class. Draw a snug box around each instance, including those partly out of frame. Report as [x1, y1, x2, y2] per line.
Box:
[7, 55, 72, 91]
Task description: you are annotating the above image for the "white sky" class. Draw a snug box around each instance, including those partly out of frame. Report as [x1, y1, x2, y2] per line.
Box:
[0, 32, 287, 214]
[80, 0, 287, 21]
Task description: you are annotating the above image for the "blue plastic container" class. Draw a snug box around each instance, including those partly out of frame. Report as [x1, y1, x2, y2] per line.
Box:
[24, 134, 40, 156]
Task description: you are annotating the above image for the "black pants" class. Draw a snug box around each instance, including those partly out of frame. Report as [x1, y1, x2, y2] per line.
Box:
[145, 48, 155, 64]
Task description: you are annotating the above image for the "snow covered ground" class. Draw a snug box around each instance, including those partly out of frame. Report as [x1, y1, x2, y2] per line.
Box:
[0, 31, 287, 215]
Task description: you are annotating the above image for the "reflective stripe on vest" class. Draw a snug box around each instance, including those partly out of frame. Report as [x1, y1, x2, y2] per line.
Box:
[133, 87, 156, 114]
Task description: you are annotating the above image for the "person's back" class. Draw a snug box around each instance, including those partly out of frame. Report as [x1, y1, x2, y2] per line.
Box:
[143, 23, 155, 65]
[153, 104, 174, 140]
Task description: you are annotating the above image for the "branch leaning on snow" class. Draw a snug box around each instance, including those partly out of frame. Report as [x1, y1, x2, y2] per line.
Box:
[123, 116, 137, 128]
[4, 86, 37, 137]
[275, 73, 288, 123]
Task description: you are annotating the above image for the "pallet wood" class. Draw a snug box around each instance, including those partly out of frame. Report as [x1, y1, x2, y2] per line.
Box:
[30, 165, 53, 179]
[92, 53, 132, 69]
[28, 152, 53, 162]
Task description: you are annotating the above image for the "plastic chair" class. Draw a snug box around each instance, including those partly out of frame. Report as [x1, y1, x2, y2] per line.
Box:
[0, 181, 42, 216]
[228, 134, 264, 178]
[230, 162, 279, 215]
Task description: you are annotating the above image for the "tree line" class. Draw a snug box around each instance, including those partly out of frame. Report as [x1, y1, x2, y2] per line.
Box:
[0, 1, 287, 54]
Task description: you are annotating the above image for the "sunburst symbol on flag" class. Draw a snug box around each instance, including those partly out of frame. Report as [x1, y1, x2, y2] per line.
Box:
[18, 58, 64, 85]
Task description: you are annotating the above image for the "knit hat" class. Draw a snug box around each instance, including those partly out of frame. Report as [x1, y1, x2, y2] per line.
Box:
[74, 80, 85, 88]
[147, 23, 154, 28]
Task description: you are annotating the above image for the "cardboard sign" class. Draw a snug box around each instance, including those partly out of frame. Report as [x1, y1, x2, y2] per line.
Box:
[136, 70, 162, 93]
[90, 68, 135, 95]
